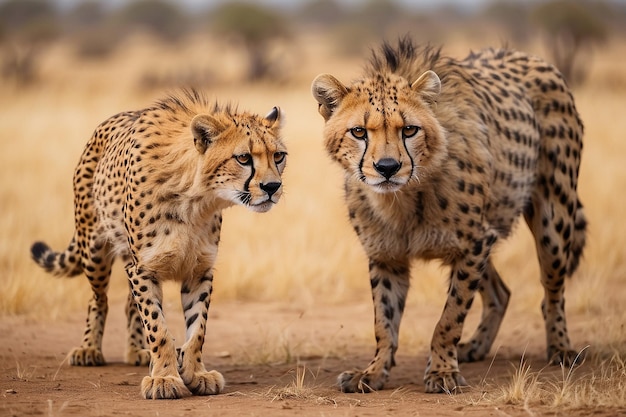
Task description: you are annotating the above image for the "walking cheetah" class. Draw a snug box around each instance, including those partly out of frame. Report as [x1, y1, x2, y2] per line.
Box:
[31, 89, 287, 399]
[312, 37, 586, 393]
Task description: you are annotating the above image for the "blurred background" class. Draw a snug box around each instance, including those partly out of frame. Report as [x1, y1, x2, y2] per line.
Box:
[0, 1, 625, 359]
[1, 0, 625, 88]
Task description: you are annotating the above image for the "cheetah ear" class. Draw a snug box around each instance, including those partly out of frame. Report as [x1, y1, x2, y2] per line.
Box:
[311, 74, 348, 121]
[411, 70, 441, 104]
[191, 114, 226, 154]
[264, 106, 281, 129]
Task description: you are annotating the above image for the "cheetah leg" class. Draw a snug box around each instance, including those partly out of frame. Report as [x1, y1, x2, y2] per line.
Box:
[176, 270, 224, 396]
[126, 264, 190, 400]
[424, 232, 497, 393]
[338, 259, 410, 393]
[69, 245, 112, 367]
[457, 260, 510, 363]
[541, 287, 580, 366]
[124, 285, 150, 366]
[525, 199, 582, 367]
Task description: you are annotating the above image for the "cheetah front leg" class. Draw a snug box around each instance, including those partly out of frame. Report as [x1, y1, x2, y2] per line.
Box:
[177, 270, 225, 396]
[338, 259, 410, 393]
[424, 233, 497, 393]
[126, 264, 190, 399]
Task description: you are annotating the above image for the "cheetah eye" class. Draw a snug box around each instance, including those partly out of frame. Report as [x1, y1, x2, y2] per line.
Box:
[402, 125, 420, 139]
[274, 151, 286, 164]
[349, 127, 367, 140]
[235, 153, 252, 166]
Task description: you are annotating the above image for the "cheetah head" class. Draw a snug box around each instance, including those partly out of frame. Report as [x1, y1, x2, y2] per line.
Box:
[311, 71, 447, 193]
[190, 107, 287, 213]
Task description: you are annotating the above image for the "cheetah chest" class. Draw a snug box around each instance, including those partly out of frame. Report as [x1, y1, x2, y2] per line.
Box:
[349, 190, 462, 262]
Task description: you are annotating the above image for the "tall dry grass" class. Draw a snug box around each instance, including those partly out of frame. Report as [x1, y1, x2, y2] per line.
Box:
[0, 35, 625, 366]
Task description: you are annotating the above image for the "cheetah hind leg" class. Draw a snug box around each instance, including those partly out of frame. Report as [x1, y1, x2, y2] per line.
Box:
[69, 242, 113, 367]
[525, 194, 586, 368]
[457, 261, 510, 363]
[124, 289, 150, 366]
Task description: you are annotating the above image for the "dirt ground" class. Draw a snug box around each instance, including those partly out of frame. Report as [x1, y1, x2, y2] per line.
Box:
[1, 301, 623, 417]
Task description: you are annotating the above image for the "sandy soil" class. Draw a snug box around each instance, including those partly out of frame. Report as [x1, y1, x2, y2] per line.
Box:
[0, 301, 623, 417]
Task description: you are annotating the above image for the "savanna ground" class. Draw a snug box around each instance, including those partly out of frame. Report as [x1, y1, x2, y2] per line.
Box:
[1, 31, 626, 417]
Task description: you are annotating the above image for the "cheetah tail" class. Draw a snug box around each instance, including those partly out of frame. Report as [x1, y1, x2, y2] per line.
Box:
[30, 238, 82, 277]
[567, 198, 587, 276]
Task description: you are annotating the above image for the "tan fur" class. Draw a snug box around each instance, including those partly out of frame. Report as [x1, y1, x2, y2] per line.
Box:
[31, 90, 287, 399]
[312, 38, 586, 394]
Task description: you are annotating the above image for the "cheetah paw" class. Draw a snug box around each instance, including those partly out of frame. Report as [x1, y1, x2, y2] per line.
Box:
[548, 348, 585, 367]
[126, 348, 151, 366]
[424, 371, 468, 394]
[69, 347, 105, 366]
[141, 375, 191, 399]
[183, 370, 225, 396]
[337, 370, 385, 393]
[457, 341, 487, 363]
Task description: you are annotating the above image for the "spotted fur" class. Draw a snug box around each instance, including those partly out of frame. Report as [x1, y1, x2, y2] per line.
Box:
[31, 89, 287, 399]
[312, 37, 586, 394]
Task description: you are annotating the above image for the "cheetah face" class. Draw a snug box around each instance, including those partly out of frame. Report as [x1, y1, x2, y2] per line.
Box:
[191, 107, 287, 213]
[312, 71, 446, 193]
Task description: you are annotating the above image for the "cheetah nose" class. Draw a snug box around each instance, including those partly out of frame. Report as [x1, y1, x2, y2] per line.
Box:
[260, 182, 281, 198]
[373, 158, 401, 179]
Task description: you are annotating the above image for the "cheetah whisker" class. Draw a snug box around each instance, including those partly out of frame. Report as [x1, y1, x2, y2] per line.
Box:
[410, 166, 422, 185]
[354, 171, 367, 184]
[237, 191, 252, 206]
[390, 189, 402, 206]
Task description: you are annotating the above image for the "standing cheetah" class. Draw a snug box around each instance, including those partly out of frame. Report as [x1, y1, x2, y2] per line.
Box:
[312, 37, 586, 393]
[31, 89, 287, 399]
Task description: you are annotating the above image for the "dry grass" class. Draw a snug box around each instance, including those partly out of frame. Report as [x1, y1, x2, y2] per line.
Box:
[267, 365, 331, 403]
[467, 352, 626, 411]
[14, 361, 38, 381]
[240, 364, 351, 408]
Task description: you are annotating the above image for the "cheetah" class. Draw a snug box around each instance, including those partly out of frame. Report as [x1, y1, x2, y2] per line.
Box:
[30, 89, 287, 399]
[312, 37, 586, 393]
